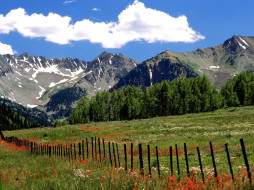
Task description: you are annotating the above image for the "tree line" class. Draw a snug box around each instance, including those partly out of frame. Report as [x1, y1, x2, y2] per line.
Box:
[0, 104, 39, 131]
[69, 75, 224, 124]
[221, 71, 254, 107]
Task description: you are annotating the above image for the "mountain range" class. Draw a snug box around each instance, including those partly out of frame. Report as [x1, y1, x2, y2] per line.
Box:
[0, 52, 139, 121]
[0, 35, 254, 123]
[114, 35, 254, 90]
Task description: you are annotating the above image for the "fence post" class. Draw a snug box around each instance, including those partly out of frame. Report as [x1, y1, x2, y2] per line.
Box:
[74, 143, 77, 160]
[175, 144, 180, 177]
[95, 137, 97, 159]
[86, 138, 89, 159]
[49, 146, 51, 157]
[156, 146, 160, 178]
[184, 143, 190, 176]
[240, 138, 252, 187]
[209, 141, 218, 179]
[197, 147, 205, 182]
[82, 140, 85, 160]
[66, 146, 68, 160]
[116, 143, 120, 167]
[78, 142, 81, 160]
[147, 145, 152, 176]
[68, 146, 71, 161]
[112, 142, 117, 167]
[108, 142, 112, 167]
[170, 146, 173, 176]
[124, 144, 127, 171]
[131, 143, 134, 172]
[91, 137, 94, 159]
[30, 142, 33, 154]
[70, 144, 73, 160]
[60, 144, 63, 158]
[103, 139, 106, 158]
[225, 143, 234, 182]
[98, 138, 101, 162]
[138, 143, 144, 176]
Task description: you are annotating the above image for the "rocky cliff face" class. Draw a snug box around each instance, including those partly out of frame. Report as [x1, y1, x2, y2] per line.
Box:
[166, 35, 254, 88]
[113, 55, 199, 89]
[0, 52, 139, 119]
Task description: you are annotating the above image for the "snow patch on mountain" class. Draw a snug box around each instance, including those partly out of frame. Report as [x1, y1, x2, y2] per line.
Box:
[24, 68, 31, 72]
[32, 64, 60, 78]
[27, 104, 37, 108]
[36, 86, 45, 99]
[210, 66, 220, 69]
[49, 78, 69, 88]
[239, 37, 249, 47]
[238, 41, 246, 49]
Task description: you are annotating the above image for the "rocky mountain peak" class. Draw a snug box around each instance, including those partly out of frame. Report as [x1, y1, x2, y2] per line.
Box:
[97, 51, 113, 61]
[0, 51, 140, 120]
[222, 35, 252, 52]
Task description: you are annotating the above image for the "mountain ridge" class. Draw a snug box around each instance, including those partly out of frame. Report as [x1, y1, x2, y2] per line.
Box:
[1, 35, 254, 122]
[0, 51, 139, 120]
[113, 35, 254, 90]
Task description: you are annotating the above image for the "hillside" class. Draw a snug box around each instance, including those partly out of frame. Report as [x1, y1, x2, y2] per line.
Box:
[0, 52, 139, 120]
[0, 98, 52, 127]
[1, 35, 254, 121]
[0, 101, 43, 131]
[113, 35, 254, 89]
[2, 105, 254, 189]
[4, 105, 254, 147]
[113, 55, 199, 89]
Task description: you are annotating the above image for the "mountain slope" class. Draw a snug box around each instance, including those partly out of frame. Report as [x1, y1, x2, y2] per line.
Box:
[0, 52, 139, 120]
[114, 35, 254, 89]
[0, 98, 51, 127]
[113, 55, 199, 89]
[1, 35, 254, 122]
[46, 86, 87, 119]
[159, 35, 254, 88]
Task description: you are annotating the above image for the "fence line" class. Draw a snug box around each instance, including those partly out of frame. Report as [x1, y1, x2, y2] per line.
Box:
[2, 135, 253, 187]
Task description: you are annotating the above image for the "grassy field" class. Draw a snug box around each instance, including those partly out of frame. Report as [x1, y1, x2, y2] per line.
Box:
[1, 106, 254, 189]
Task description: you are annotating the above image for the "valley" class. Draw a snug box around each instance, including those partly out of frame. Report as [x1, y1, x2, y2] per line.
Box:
[1, 35, 254, 122]
[1, 106, 254, 189]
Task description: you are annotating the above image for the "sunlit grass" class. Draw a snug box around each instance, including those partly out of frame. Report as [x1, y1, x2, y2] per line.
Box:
[1, 106, 254, 189]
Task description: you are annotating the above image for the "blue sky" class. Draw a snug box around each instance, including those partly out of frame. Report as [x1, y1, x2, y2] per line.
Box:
[0, 0, 254, 62]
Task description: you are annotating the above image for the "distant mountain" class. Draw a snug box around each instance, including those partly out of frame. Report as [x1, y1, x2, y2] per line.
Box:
[113, 35, 254, 90]
[113, 55, 199, 89]
[0, 51, 139, 121]
[46, 86, 87, 120]
[1, 35, 254, 123]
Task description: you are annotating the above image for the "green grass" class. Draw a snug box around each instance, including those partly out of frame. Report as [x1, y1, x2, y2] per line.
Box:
[1, 106, 254, 189]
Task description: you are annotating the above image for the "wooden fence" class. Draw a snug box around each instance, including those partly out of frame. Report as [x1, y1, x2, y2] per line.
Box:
[3, 136, 253, 187]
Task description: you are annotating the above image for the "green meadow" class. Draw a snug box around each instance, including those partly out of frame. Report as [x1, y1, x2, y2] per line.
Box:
[1, 106, 254, 189]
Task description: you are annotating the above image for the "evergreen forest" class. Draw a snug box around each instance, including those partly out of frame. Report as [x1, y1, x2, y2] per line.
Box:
[69, 72, 254, 124]
[0, 103, 40, 131]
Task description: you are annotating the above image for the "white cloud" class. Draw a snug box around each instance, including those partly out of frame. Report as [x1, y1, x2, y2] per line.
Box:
[92, 8, 101, 12]
[0, 41, 14, 55]
[63, 0, 76, 5]
[0, 1, 204, 48]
